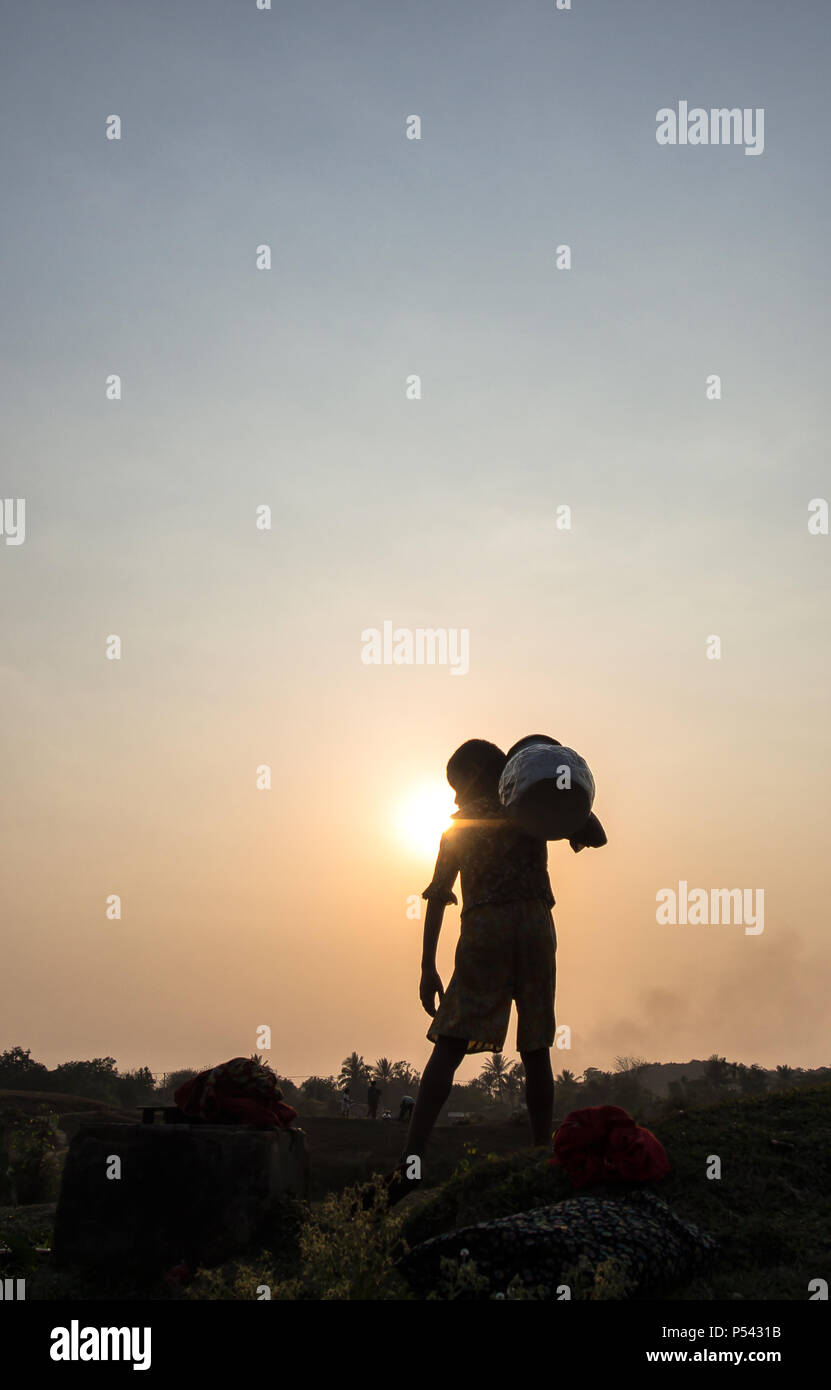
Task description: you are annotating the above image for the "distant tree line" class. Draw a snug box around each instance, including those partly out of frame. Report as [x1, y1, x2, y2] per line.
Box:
[2, 1046, 828, 1120]
[666, 1055, 830, 1110]
[550, 1054, 831, 1124]
[0, 1047, 158, 1108]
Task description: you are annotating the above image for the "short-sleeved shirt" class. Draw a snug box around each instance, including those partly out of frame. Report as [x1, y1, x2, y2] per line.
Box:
[422, 795, 554, 916]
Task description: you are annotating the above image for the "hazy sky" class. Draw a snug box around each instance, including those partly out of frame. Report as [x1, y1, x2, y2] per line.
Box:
[2, 0, 830, 1084]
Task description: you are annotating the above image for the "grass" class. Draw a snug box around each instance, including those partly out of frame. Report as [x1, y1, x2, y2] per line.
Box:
[3, 1083, 828, 1299]
[399, 1083, 831, 1299]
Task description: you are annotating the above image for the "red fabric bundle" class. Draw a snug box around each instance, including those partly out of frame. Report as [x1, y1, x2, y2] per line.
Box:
[551, 1105, 670, 1188]
[174, 1057, 298, 1128]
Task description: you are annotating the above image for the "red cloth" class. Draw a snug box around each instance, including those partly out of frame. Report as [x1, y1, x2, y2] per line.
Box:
[551, 1105, 670, 1188]
[174, 1057, 298, 1128]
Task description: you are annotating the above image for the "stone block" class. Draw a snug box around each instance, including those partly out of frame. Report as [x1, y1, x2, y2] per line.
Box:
[53, 1123, 308, 1272]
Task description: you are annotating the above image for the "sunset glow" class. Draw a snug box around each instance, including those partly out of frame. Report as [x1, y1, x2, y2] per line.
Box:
[395, 783, 456, 860]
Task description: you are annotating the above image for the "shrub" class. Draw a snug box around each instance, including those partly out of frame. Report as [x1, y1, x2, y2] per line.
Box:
[1, 1109, 62, 1204]
[48, 1059, 120, 1105]
[114, 1068, 157, 1110]
[560, 1253, 637, 1300]
[185, 1177, 411, 1301]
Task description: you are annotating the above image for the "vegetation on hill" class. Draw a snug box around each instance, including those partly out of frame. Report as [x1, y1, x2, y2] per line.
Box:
[399, 1083, 831, 1300]
[3, 1081, 828, 1300]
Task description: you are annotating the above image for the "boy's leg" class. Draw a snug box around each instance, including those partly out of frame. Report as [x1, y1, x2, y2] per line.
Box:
[400, 1035, 469, 1162]
[520, 1047, 554, 1146]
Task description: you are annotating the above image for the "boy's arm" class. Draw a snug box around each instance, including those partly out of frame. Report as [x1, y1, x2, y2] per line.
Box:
[419, 898, 447, 1016]
[419, 830, 459, 1015]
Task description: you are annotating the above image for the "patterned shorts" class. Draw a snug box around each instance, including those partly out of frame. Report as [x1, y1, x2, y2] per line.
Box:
[427, 898, 557, 1055]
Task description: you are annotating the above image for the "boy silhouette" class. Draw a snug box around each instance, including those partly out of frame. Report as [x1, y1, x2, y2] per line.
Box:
[388, 738, 558, 1199]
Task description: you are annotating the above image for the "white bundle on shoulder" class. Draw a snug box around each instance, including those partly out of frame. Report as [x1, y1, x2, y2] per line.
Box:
[499, 738, 605, 847]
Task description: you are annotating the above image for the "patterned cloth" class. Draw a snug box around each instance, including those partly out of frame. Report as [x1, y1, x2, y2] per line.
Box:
[427, 899, 557, 1054]
[399, 1189, 718, 1299]
[174, 1057, 298, 1128]
[422, 795, 555, 917]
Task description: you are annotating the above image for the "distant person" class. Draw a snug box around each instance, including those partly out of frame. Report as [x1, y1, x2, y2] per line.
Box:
[398, 1095, 415, 1122]
[367, 1079, 381, 1119]
[340, 1087, 353, 1119]
[385, 738, 561, 1200]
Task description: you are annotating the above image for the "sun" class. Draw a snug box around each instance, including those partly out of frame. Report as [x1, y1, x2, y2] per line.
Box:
[395, 782, 456, 859]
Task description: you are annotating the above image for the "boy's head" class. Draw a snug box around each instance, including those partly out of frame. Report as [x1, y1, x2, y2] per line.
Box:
[446, 739, 507, 805]
[505, 734, 562, 760]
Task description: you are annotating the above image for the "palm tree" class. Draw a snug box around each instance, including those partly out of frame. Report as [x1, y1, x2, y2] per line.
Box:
[508, 1060, 525, 1088]
[392, 1060, 421, 1089]
[338, 1052, 370, 1091]
[775, 1065, 795, 1090]
[480, 1053, 509, 1101]
[553, 1068, 580, 1117]
[502, 1061, 525, 1105]
[373, 1058, 396, 1089]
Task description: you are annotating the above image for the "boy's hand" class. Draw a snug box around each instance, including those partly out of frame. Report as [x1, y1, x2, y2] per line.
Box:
[419, 967, 444, 1017]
